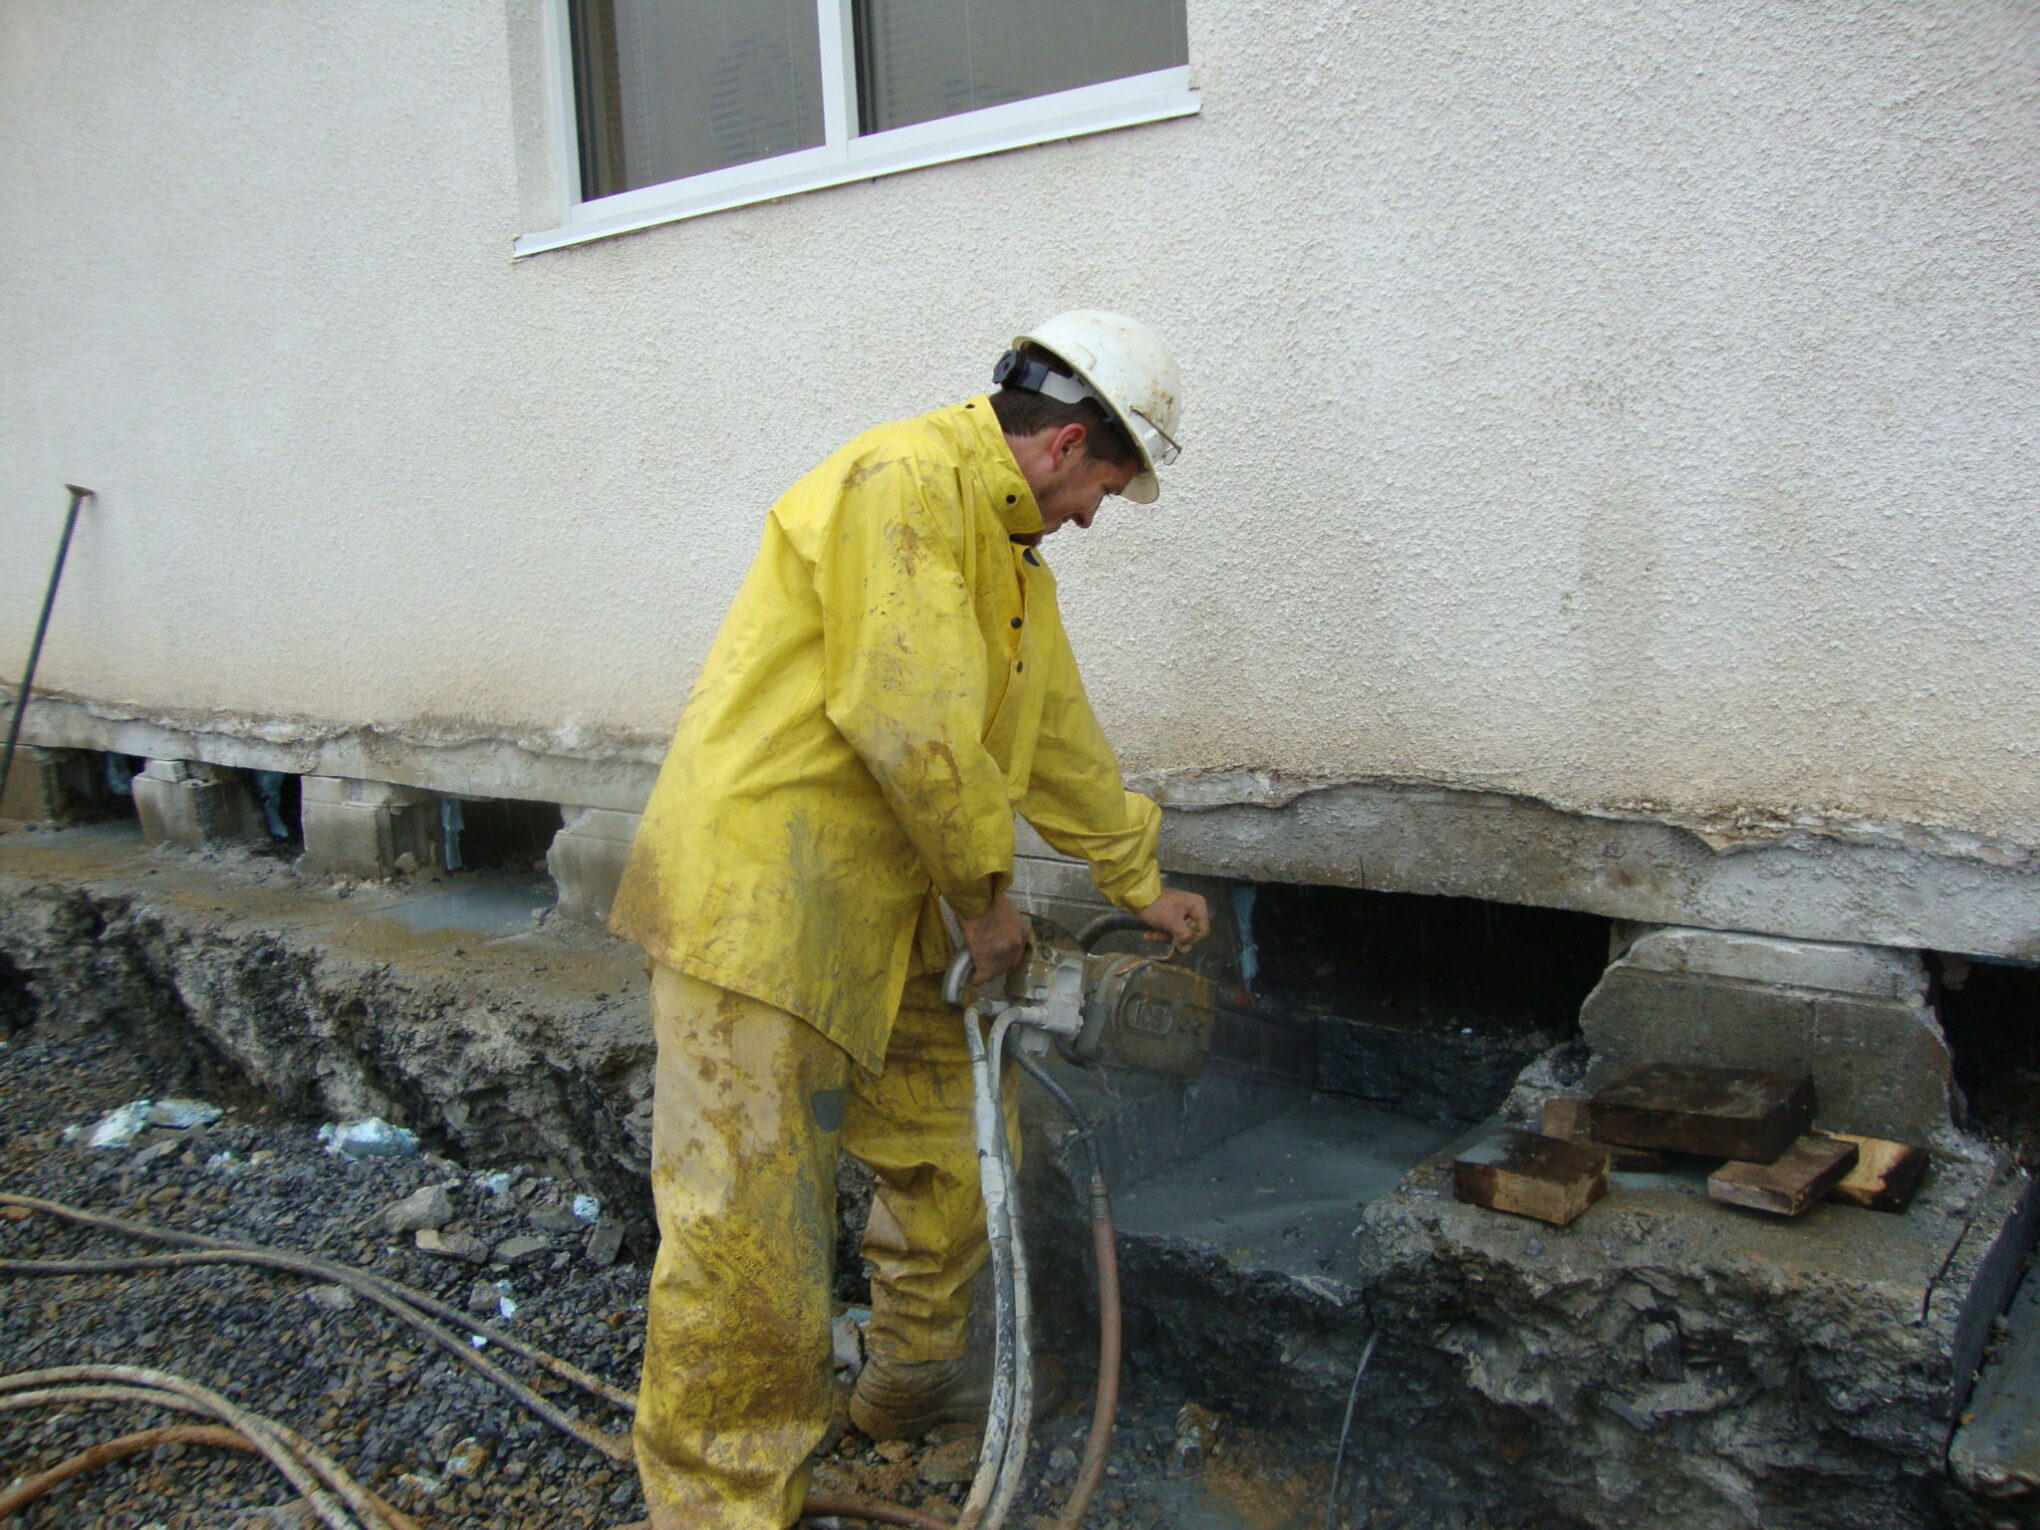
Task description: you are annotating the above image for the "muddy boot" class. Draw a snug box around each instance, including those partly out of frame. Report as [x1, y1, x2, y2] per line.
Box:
[848, 1349, 1065, 1442]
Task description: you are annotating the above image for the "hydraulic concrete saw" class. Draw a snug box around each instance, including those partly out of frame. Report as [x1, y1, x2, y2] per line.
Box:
[930, 911, 1305, 1530]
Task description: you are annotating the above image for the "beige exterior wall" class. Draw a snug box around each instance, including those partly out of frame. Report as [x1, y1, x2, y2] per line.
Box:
[3, 4, 2036, 896]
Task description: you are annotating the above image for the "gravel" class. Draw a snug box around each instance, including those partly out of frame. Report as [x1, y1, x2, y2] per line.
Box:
[1, 1023, 648, 1529]
[1, 1021, 1339, 1530]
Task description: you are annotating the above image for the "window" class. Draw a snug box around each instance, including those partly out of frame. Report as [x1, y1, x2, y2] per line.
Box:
[519, 0, 1195, 254]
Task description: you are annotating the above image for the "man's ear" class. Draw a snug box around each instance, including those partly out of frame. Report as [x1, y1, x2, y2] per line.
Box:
[1047, 421, 1089, 469]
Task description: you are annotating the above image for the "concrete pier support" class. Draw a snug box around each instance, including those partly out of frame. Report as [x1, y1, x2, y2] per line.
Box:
[132, 759, 264, 850]
[0, 746, 88, 823]
[298, 775, 440, 879]
[1581, 925, 1953, 1140]
[545, 807, 639, 924]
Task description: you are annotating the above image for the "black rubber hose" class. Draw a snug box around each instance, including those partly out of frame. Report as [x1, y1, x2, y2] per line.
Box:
[0, 1194, 632, 1460]
[0, 1193, 633, 1406]
[1015, 1053, 1121, 1530]
[1074, 911, 1150, 952]
[1, 1195, 959, 1526]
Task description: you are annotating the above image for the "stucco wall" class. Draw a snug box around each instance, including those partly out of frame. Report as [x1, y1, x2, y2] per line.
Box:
[3, 2, 2037, 857]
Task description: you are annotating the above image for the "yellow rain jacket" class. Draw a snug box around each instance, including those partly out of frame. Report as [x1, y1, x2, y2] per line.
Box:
[610, 396, 1163, 1074]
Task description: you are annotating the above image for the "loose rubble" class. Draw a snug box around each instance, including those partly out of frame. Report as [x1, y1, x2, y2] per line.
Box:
[318, 1118, 422, 1161]
[3, 1023, 1349, 1530]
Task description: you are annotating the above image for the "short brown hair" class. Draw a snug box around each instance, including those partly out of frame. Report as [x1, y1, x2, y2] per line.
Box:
[989, 346, 1138, 468]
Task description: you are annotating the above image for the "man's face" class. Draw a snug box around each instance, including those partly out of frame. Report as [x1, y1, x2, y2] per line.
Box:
[1035, 439, 1139, 536]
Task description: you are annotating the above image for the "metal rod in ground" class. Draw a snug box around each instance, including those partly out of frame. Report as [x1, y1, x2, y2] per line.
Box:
[0, 484, 93, 808]
[1324, 1331, 1380, 1530]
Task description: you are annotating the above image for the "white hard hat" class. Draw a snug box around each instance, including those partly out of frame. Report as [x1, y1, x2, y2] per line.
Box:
[1002, 310, 1182, 504]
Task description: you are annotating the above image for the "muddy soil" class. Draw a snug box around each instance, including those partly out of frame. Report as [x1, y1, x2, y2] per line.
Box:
[0, 1019, 1381, 1530]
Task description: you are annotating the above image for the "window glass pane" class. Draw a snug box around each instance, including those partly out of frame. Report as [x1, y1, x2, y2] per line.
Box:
[856, 0, 1187, 136]
[572, 0, 824, 199]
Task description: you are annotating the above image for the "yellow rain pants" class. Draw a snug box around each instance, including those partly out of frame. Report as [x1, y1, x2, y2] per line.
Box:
[635, 963, 1019, 1530]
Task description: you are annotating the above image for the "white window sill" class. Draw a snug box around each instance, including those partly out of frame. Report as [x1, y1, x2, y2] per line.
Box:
[514, 65, 1198, 257]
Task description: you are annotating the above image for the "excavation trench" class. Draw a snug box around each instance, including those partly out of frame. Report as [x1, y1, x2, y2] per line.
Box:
[3, 821, 2035, 1530]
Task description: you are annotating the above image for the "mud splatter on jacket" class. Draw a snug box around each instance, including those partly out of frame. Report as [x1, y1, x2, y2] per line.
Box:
[610, 396, 1162, 1073]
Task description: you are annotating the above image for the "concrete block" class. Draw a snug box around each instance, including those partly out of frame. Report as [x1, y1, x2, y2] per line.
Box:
[300, 775, 431, 810]
[1619, 925, 1927, 1002]
[1008, 852, 1107, 935]
[132, 760, 264, 849]
[1581, 925, 1953, 1141]
[0, 747, 76, 822]
[1363, 1129, 2032, 1528]
[299, 775, 439, 878]
[546, 806, 639, 925]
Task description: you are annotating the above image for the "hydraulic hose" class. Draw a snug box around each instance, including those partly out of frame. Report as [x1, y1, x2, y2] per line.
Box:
[0, 1242, 630, 1461]
[956, 1002, 1022, 1530]
[0, 1383, 421, 1530]
[1074, 911, 1150, 952]
[801, 1492, 955, 1529]
[982, 1012, 1034, 1530]
[1015, 1052, 1121, 1530]
[0, 1423, 258, 1520]
[1, 1194, 952, 1527]
[0, 1366, 380, 1530]
[943, 940, 1132, 1530]
[0, 1192, 634, 1406]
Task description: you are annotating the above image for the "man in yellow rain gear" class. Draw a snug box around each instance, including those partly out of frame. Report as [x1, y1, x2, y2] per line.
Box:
[609, 311, 1209, 1530]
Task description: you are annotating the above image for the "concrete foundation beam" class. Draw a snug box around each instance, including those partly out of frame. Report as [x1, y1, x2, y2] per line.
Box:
[299, 775, 439, 879]
[545, 806, 639, 925]
[131, 759, 264, 850]
[1581, 925, 1952, 1141]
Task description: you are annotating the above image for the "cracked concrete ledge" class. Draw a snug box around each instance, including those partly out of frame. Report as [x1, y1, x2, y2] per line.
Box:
[1347, 1136, 2035, 1530]
[1137, 765, 2040, 866]
[20, 691, 2040, 957]
[1145, 776, 2040, 962]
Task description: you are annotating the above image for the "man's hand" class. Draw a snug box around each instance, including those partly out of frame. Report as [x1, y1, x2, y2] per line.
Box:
[1137, 888, 1210, 952]
[961, 893, 1030, 985]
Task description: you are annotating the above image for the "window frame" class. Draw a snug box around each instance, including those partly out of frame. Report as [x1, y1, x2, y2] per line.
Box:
[516, 0, 1198, 256]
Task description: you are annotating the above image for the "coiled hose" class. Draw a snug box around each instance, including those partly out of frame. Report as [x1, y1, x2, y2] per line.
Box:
[943, 941, 1125, 1530]
[0, 1194, 951, 1529]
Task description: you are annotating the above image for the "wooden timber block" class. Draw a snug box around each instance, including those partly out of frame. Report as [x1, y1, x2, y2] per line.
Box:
[1823, 1133, 1929, 1213]
[1541, 1097, 1668, 1171]
[1588, 1062, 1815, 1162]
[1708, 1134, 1859, 1217]
[1453, 1129, 1609, 1227]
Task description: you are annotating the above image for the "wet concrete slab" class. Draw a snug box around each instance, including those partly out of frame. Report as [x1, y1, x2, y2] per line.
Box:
[1114, 1096, 1456, 1283]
